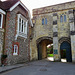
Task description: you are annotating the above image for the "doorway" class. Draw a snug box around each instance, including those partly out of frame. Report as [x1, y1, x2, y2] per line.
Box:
[37, 39, 53, 60]
[60, 41, 72, 62]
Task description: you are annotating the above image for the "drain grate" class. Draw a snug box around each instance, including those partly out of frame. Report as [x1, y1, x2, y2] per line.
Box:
[40, 68, 47, 71]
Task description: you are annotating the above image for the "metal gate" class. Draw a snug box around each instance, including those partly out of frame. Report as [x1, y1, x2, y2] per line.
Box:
[60, 41, 72, 62]
[37, 44, 42, 60]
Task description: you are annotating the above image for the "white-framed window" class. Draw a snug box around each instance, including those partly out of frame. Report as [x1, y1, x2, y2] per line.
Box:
[13, 45, 18, 55]
[16, 14, 28, 39]
[0, 14, 3, 28]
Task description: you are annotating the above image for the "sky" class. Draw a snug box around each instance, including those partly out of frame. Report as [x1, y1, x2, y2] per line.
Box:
[21, 0, 75, 17]
[1, 0, 75, 17]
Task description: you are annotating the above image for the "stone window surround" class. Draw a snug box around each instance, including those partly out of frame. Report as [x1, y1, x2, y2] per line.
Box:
[42, 18, 47, 25]
[60, 14, 67, 23]
[15, 14, 28, 40]
[0, 13, 3, 28]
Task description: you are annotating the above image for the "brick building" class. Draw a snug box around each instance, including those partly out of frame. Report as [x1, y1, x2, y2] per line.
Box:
[0, 0, 32, 65]
[30, 1, 75, 62]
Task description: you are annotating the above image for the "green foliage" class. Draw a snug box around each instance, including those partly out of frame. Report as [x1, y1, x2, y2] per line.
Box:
[47, 46, 53, 54]
[47, 45, 53, 57]
[47, 54, 53, 57]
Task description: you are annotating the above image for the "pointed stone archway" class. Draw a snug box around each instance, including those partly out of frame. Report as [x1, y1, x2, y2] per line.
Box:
[59, 37, 72, 62]
[36, 37, 53, 60]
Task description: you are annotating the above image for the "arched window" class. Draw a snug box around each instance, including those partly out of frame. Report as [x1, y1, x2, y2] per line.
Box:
[45, 18, 47, 25]
[64, 15, 66, 22]
[42, 18, 44, 25]
[60, 15, 63, 22]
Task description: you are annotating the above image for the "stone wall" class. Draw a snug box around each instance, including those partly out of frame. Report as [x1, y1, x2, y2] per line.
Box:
[0, 29, 4, 65]
[30, 13, 53, 60]
[33, 1, 75, 15]
[31, 1, 75, 61]
[5, 5, 30, 65]
[0, 14, 5, 65]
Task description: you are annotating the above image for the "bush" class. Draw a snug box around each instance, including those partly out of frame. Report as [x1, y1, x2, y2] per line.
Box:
[1, 55, 7, 65]
[1, 55, 7, 59]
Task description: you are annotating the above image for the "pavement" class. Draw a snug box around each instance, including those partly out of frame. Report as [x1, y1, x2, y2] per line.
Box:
[0, 63, 27, 73]
[0, 58, 75, 75]
[0, 57, 53, 73]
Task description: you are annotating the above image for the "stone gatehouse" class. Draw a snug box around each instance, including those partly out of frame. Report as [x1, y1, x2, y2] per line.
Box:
[30, 1, 75, 62]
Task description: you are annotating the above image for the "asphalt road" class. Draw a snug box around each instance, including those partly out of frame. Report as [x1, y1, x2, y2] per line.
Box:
[1, 59, 75, 75]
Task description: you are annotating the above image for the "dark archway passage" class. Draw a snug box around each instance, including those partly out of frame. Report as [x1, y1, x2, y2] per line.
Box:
[37, 39, 53, 60]
[60, 41, 72, 62]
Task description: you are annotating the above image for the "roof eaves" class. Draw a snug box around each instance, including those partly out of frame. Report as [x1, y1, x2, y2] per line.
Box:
[9, 1, 29, 12]
[0, 9, 6, 14]
[9, 1, 20, 11]
[9, 1, 33, 26]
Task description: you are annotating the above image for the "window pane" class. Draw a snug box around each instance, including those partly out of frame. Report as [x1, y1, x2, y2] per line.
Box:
[60, 15, 63, 22]
[19, 18, 21, 31]
[14, 45, 18, 54]
[45, 18, 47, 25]
[42, 19, 44, 25]
[19, 18, 21, 22]
[22, 20, 23, 32]
[24, 22, 26, 33]
[64, 15, 66, 22]
[0, 14, 1, 27]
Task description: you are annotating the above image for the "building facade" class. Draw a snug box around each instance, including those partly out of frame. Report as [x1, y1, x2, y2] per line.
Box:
[30, 1, 75, 62]
[0, 0, 32, 65]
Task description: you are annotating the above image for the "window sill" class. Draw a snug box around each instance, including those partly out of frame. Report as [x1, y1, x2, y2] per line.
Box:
[13, 53, 18, 55]
[18, 32, 27, 38]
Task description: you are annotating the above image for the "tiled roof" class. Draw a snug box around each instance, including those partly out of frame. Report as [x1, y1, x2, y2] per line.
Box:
[0, 0, 20, 11]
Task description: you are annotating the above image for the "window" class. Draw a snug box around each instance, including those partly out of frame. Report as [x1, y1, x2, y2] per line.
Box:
[45, 18, 47, 25]
[60, 14, 67, 23]
[42, 18, 44, 25]
[64, 15, 66, 22]
[60, 15, 63, 22]
[15, 14, 28, 39]
[19, 19, 25, 33]
[0, 14, 1, 27]
[42, 18, 47, 25]
[19, 18, 21, 32]
[22, 20, 24, 32]
[0, 14, 3, 28]
[13, 45, 18, 55]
